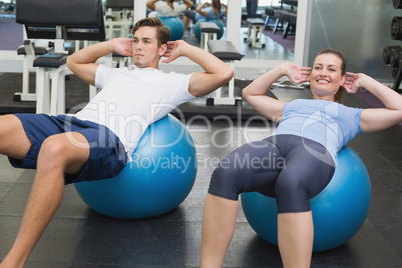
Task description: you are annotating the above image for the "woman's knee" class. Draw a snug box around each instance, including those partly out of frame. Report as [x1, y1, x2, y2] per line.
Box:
[274, 170, 312, 213]
[276, 174, 309, 196]
[208, 162, 243, 201]
[209, 141, 282, 200]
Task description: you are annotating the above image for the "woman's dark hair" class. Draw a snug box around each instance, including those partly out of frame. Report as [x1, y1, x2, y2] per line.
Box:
[131, 17, 170, 47]
[212, 0, 222, 14]
[316, 48, 346, 103]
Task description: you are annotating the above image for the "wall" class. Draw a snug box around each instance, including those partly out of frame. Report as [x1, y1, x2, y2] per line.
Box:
[307, 0, 402, 81]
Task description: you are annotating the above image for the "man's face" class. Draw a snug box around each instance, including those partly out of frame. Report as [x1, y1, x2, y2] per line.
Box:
[131, 26, 166, 69]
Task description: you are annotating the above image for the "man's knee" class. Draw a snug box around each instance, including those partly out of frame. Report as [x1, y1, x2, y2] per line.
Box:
[0, 115, 31, 158]
[38, 133, 90, 175]
[38, 136, 70, 167]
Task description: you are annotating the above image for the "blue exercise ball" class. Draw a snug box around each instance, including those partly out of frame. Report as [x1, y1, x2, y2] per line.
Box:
[74, 114, 197, 219]
[194, 18, 224, 41]
[160, 16, 184, 41]
[241, 146, 371, 252]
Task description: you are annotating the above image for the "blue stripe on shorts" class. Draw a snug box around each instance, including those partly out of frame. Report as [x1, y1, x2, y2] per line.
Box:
[9, 113, 129, 184]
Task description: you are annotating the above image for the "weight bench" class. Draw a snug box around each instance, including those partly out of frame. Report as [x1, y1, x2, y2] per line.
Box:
[244, 18, 265, 48]
[199, 22, 221, 51]
[33, 53, 70, 115]
[206, 40, 242, 106]
[16, 0, 106, 115]
[264, 8, 276, 30]
[14, 41, 49, 102]
[273, 10, 297, 38]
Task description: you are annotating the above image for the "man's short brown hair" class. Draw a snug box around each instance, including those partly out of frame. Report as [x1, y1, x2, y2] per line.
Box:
[131, 17, 170, 47]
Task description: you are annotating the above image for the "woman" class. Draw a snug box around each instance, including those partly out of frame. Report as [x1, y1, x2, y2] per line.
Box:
[200, 48, 402, 268]
[147, 0, 194, 18]
[182, 0, 227, 31]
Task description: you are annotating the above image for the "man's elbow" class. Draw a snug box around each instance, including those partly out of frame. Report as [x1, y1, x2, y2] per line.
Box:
[242, 89, 250, 101]
[66, 55, 80, 75]
[66, 56, 74, 70]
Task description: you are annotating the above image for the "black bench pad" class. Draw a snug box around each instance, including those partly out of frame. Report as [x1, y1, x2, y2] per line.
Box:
[17, 46, 48, 56]
[33, 53, 68, 68]
[199, 22, 221, 33]
[246, 18, 265, 25]
[207, 40, 242, 61]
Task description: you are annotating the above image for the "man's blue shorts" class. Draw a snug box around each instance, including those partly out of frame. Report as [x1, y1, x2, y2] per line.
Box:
[9, 113, 129, 185]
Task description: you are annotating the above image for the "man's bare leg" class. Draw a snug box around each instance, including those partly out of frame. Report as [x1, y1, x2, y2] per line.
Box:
[0, 131, 90, 268]
[0, 115, 32, 159]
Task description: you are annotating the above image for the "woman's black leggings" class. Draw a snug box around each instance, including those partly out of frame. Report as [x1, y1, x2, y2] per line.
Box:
[208, 134, 336, 213]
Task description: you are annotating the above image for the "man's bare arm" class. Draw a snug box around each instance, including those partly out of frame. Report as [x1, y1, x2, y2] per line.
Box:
[66, 38, 133, 85]
[162, 40, 234, 97]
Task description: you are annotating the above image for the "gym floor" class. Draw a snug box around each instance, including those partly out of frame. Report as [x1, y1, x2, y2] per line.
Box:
[0, 85, 401, 267]
[0, 19, 401, 268]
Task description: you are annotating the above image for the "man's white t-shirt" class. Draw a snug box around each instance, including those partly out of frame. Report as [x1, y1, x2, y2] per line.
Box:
[74, 64, 195, 158]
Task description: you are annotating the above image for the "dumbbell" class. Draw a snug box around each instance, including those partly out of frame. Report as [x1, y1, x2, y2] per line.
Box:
[399, 50, 402, 68]
[391, 16, 402, 40]
[391, 51, 402, 89]
[395, 51, 402, 79]
[389, 47, 402, 68]
[383, 46, 401, 64]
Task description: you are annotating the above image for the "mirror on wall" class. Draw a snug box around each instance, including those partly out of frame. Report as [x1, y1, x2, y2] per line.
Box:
[0, 0, 302, 92]
[234, 0, 296, 61]
[140, 0, 296, 62]
[0, 0, 296, 63]
[307, 0, 401, 80]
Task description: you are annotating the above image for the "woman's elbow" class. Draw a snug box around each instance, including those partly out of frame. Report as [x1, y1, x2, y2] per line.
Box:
[146, 4, 155, 10]
[242, 83, 254, 100]
[242, 89, 251, 101]
[223, 67, 234, 85]
[396, 110, 402, 123]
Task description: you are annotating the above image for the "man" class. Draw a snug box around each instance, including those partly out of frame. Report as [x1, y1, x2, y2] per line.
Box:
[0, 17, 233, 267]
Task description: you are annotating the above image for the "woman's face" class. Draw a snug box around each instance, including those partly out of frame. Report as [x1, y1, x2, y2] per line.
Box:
[310, 53, 345, 99]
